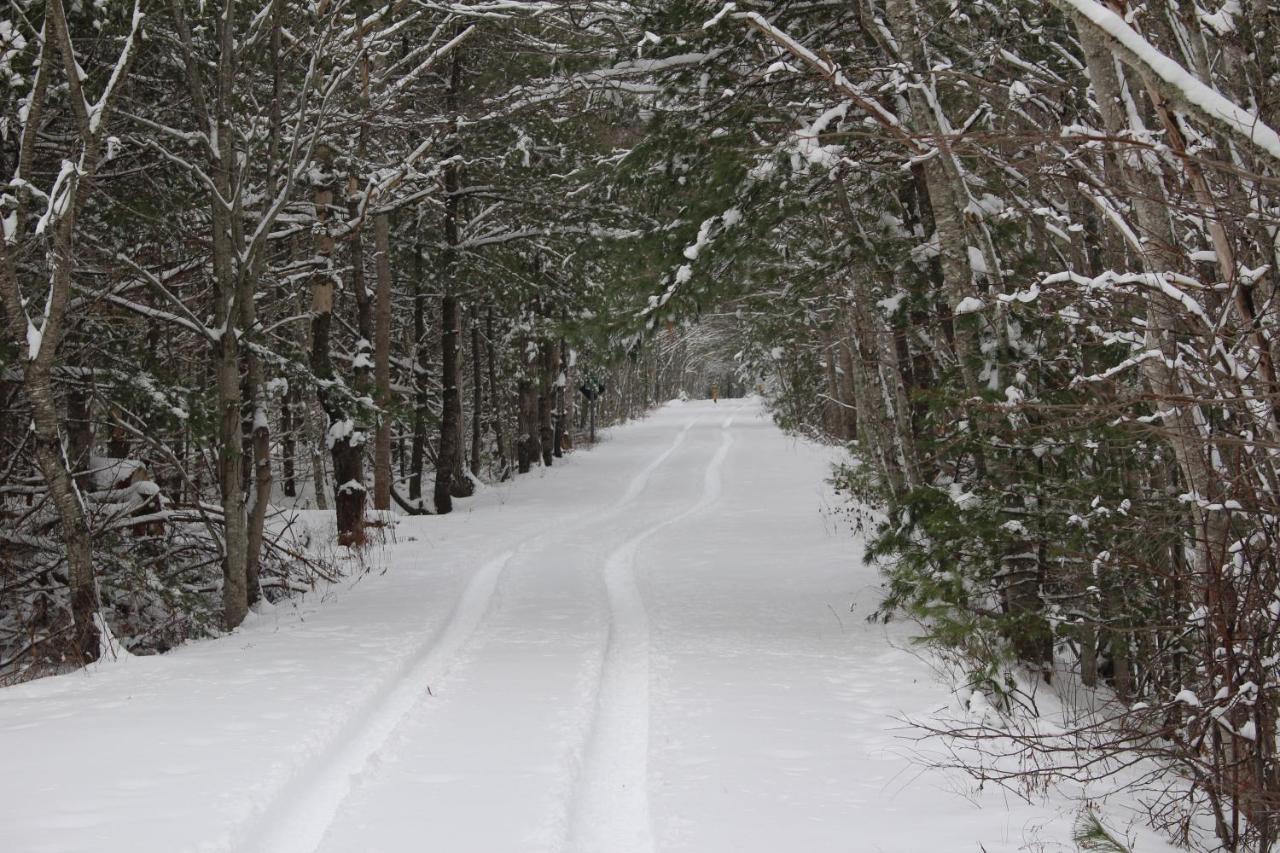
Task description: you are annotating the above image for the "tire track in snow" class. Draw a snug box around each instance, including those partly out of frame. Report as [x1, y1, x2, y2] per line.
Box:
[238, 415, 701, 853]
[613, 416, 699, 509]
[243, 549, 514, 853]
[564, 410, 738, 853]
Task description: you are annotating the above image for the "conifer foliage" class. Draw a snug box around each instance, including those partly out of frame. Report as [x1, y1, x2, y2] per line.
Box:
[3, 0, 1280, 847]
[0, 1, 681, 669]
[614, 0, 1280, 847]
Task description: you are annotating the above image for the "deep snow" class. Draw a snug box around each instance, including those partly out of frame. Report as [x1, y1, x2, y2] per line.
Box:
[0, 400, 1181, 852]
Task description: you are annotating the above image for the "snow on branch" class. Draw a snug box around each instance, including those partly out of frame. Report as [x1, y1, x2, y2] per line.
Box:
[1055, 0, 1280, 165]
[384, 24, 477, 98]
[1042, 269, 1213, 330]
[487, 52, 718, 119]
[742, 13, 921, 154]
[641, 207, 744, 320]
[86, 0, 145, 136]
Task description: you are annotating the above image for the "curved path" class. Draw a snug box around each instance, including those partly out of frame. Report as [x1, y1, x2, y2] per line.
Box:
[0, 399, 1175, 853]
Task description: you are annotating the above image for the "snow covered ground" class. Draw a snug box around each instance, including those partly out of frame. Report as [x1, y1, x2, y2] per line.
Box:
[0, 400, 1179, 852]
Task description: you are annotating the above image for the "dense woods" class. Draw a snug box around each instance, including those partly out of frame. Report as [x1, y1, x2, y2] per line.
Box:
[0, 0, 720, 665]
[3, 0, 1280, 848]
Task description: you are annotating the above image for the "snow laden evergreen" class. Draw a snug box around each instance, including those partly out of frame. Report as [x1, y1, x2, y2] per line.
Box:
[0, 3, 700, 668]
[3, 0, 1280, 849]
[598, 1, 1280, 848]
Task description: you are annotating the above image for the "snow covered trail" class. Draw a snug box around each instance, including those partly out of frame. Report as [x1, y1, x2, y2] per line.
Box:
[248, 413, 702, 853]
[0, 400, 1180, 853]
[565, 407, 738, 853]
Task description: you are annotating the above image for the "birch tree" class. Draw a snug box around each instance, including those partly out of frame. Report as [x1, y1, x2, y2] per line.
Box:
[0, 0, 143, 662]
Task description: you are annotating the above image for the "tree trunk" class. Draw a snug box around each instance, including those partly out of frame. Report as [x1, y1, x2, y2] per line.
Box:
[881, 0, 983, 397]
[0, 0, 144, 664]
[238, 0, 292, 608]
[311, 402, 328, 511]
[818, 327, 843, 438]
[205, 37, 248, 602]
[1075, 20, 1230, 576]
[433, 42, 471, 511]
[372, 213, 394, 512]
[562, 346, 575, 452]
[435, 291, 463, 514]
[242, 365, 270, 608]
[281, 382, 298, 498]
[216, 330, 249, 624]
[835, 337, 859, 441]
[240, 266, 269, 609]
[30, 365, 101, 663]
[485, 310, 510, 480]
[409, 246, 428, 504]
[450, 327, 473, 500]
[843, 304, 904, 497]
[553, 338, 566, 458]
[310, 148, 365, 546]
[538, 340, 556, 466]
[470, 312, 483, 475]
[517, 337, 539, 473]
[66, 384, 93, 491]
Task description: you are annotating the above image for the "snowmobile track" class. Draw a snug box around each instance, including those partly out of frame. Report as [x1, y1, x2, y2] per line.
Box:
[237, 418, 700, 853]
[564, 409, 738, 853]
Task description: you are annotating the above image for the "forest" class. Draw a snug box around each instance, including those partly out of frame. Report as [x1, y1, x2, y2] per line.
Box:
[3, 0, 1280, 849]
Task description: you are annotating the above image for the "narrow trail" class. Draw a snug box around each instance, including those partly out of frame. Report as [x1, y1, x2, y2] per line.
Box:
[1, 399, 1147, 853]
[246, 417, 701, 853]
[564, 408, 739, 853]
[245, 548, 515, 853]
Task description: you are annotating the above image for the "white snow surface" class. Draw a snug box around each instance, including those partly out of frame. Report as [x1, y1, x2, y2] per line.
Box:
[0, 400, 1182, 853]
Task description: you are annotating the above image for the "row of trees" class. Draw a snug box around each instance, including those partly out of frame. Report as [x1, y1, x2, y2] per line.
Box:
[0, 1, 723, 676]
[6, 0, 1280, 847]
[593, 0, 1280, 849]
